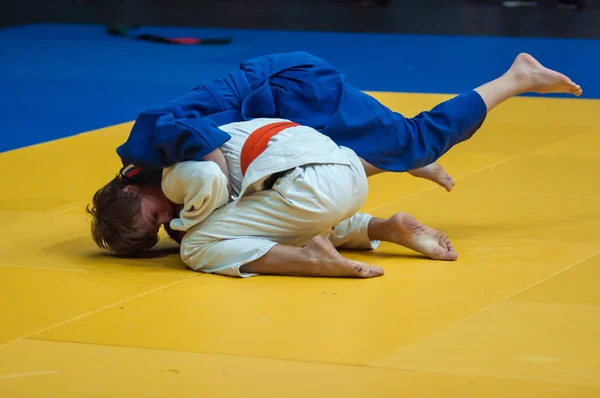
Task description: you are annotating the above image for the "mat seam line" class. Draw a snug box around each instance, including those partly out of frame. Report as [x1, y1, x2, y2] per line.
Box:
[365, 155, 518, 213]
[370, 247, 600, 366]
[0, 274, 199, 351]
[20, 335, 600, 389]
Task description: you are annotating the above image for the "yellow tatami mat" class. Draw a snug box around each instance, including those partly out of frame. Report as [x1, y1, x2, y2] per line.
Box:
[1, 92, 599, 397]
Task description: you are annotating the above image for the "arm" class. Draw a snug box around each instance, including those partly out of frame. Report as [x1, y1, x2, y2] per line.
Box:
[117, 112, 231, 173]
[200, 148, 232, 197]
[161, 161, 230, 232]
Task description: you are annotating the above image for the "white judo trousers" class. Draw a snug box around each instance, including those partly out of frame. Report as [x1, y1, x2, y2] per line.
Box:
[161, 118, 380, 277]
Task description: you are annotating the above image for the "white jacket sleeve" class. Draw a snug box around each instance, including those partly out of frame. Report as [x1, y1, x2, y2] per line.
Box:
[161, 161, 229, 232]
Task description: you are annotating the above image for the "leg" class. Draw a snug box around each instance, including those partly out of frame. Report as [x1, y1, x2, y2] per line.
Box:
[367, 213, 458, 261]
[330, 212, 457, 260]
[265, 53, 580, 173]
[181, 234, 383, 278]
[180, 153, 370, 277]
[240, 236, 383, 278]
[474, 53, 581, 112]
[360, 157, 456, 192]
[407, 163, 455, 192]
[243, 210, 453, 277]
[329, 213, 380, 250]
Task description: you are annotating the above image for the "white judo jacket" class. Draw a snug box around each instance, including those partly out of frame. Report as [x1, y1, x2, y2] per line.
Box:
[161, 118, 355, 233]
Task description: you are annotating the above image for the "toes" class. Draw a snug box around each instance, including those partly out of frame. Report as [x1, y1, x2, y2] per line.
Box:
[441, 174, 455, 192]
[430, 239, 458, 260]
[444, 251, 458, 261]
[440, 237, 451, 249]
[353, 262, 384, 278]
[437, 249, 458, 261]
[368, 266, 385, 277]
[438, 175, 454, 192]
[441, 237, 457, 256]
[567, 81, 582, 96]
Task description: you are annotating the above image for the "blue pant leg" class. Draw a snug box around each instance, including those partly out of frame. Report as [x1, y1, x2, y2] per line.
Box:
[268, 60, 487, 172]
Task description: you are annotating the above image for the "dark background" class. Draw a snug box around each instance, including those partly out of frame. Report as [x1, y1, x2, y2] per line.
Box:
[2, 0, 598, 38]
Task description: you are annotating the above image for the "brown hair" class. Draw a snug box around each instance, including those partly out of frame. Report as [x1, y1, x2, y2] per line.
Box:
[86, 176, 159, 256]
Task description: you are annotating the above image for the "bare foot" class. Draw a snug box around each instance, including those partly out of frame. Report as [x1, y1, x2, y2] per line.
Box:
[384, 213, 458, 261]
[409, 163, 455, 192]
[301, 236, 384, 278]
[508, 53, 582, 96]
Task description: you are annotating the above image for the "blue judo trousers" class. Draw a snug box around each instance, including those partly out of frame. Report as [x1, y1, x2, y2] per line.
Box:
[117, 51, 487, 181]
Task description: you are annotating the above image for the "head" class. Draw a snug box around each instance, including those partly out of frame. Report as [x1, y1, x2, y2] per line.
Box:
[86, 176, 175, 256]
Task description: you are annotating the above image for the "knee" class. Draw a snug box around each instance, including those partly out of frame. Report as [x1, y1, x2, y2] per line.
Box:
[290, 165, 366, 226]
[321, 165, 368, 223]
[306, 189, 360, 230]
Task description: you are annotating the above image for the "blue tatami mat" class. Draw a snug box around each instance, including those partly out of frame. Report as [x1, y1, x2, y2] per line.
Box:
[1, 23, 597, 152]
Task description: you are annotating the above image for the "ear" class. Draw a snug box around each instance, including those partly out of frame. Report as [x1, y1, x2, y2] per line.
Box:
[122, 185, 140, 195]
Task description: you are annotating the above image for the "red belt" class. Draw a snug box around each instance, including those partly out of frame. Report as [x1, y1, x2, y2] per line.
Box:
[240, 121, 299, 176]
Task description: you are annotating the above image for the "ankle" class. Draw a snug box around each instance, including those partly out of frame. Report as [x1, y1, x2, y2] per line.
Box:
[367, 217, 393, 242]
[501, 71, 530, 96]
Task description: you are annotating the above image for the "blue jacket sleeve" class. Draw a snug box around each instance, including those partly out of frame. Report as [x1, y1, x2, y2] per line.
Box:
[116, 111, 232, 170]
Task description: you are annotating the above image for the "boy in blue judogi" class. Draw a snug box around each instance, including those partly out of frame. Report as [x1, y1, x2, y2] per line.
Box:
[89, 52, 581, 261]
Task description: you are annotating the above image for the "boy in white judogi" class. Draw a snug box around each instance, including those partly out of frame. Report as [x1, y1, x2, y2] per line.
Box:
[161, 118, 456, 278]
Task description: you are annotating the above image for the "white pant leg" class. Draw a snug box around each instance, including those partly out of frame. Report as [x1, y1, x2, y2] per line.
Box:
[180, 146, 369, 277]
[329, 213, 380, 250]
